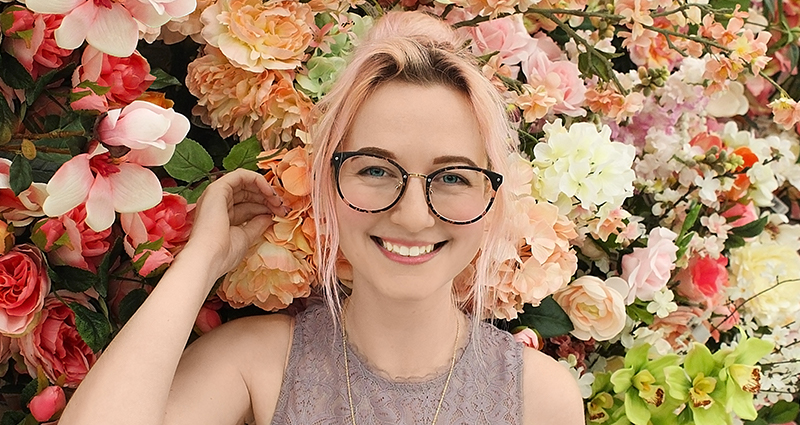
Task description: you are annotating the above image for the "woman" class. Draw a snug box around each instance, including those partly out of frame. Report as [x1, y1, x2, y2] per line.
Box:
[59, 11, 584, 425]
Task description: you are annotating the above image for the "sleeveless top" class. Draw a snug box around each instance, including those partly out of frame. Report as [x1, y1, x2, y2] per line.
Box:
[270, 303, 524, 424]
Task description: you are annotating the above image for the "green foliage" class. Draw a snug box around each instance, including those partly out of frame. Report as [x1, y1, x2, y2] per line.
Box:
[0, 93, 16, 146]
[118, 289, 150, 325]
[745, 400, 800, 424]
[164, 138, 214, 182]
[0, 412, 26, 425]
[70, 302, 112, 353]
[223, 136, 262, 171]
[0, 52, 34, 90]
[149, 68, 182, 90]
[515, 296, 573, 338]
[9, 155, 32, 196]
[730, 214, 769, 238]
[51, 265, 99, 293]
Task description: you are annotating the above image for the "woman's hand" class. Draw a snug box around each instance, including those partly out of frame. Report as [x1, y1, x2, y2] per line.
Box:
[182, 169, 288, 281]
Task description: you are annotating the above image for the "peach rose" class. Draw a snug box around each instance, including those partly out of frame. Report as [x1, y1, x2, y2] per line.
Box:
[33, 204, 113, 273]
[28, 385, 66, 422]
[553, 275, 627, 341]
[18, 292, 97, 387]
[0, 244, 50, 336]
[200, 0, 314, 72]
[258, 147, 312, 215]
[71, 46, 155, 111]
[621, 227, 678, 303]
[522, 51, 587, 117]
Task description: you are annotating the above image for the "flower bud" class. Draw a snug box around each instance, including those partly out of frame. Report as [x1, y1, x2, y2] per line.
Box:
[28, 386, 66, 422]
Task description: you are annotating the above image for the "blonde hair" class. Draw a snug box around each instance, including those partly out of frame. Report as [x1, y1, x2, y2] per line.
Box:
[311, 11, 518, 334]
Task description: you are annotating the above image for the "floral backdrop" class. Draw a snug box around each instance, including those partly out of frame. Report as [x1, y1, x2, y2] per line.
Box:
[0, 0, 799, 423]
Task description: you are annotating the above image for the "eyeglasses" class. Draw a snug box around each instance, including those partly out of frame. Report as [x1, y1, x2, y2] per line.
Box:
[331, 151, 503, 225]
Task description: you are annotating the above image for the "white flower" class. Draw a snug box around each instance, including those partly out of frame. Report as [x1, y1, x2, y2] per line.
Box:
[533, 120, 636, 217]
[558, 357, 595, 399]
[646, 288, 678, 318]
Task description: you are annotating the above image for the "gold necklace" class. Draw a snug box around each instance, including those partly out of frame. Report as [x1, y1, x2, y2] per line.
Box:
[341, 315, 460, 425]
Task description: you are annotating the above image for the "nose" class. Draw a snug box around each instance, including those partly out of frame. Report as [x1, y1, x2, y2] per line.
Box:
[389, 175, 436, 232]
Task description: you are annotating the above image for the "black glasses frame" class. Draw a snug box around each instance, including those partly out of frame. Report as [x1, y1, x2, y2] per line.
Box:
[331, 151, 503, 225]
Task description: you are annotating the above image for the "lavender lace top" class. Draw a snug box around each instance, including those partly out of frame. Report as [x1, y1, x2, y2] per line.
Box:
[270, 303, 523, 424]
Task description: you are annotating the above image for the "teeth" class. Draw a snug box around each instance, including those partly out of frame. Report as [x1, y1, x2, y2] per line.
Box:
[381, 240, 435, 257]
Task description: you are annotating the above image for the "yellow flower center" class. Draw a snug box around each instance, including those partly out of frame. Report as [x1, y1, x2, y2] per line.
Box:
[729, 364, 762, 393]
[689, 374, 717, 408]
[633, 370, 665, 406]
[588, 392, 614, 423]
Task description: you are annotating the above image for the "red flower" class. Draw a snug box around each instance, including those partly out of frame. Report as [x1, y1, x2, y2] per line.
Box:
[0, 244, 50, 335]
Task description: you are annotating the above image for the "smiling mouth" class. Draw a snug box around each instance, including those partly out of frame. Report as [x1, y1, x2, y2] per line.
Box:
[371, 237, 446, 257]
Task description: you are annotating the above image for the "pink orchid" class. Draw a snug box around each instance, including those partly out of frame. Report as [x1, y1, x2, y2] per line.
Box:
[25, 0, 196, 58]
[42, 144, 163, 232]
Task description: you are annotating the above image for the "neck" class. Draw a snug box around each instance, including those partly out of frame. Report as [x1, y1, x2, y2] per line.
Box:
[343, 286, 464, 380]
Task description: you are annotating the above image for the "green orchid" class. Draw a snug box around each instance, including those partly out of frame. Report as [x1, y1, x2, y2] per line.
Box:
[587, 372, 623, 424]
[664, 343, 729, 425]
[713, 332, 774, 421]
[610, 344, 680, 425]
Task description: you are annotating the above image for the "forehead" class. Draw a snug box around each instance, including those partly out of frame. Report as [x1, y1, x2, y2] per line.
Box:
[343, 81, 486, 167]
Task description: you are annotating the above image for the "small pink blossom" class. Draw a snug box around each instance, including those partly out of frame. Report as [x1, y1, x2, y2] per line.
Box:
[98, 100, 190, 157]
[513, 327, 543, 350]
[621, 227, 678, 303]
[28, 386, 66, 422]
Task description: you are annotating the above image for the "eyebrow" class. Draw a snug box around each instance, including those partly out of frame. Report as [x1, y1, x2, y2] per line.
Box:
[354, 147, 479, 167]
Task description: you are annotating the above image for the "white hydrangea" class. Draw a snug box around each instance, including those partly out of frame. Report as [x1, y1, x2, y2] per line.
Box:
[533, 120, 636, 219]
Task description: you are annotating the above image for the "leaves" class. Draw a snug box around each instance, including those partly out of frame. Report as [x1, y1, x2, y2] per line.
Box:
[0, 52, 34, 90]
[149, 68, 182, 90]
[515, 296, 573, 338]
[223, 136, 262, 171]
[117, 288, 150, 325]
[51, 265, 99, 293]
[164, 138, 214, 182]
[730, 214, 769, 238]
[9, 154, 32, 196]
[0, 94, 15, 146]
[69, 302, 112, 353]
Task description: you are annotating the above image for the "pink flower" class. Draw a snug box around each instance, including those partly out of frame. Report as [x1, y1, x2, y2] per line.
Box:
[195, 298, 223, 335]
[0, 159, 48, 227]
[722, 201, 758, 228]
[28, 386, 66, 422]
[1, 7, 73, 79]
[0, 244, 50, 336]
[98, 100, 190, 155]
[621, 227, 678, 303]
[522, 51, 587, 117]
[0, 220, 13, 255]
[675, 254, 729, 306]
[553, 275, 627, 341]
[469, 15, 536, 68]
[33, 204, 113, 273]
[650, 306, 704, 350]
[71, 46, 156, 111]
[42, 143, 164, 232]
[121, 192, 194, 277]
[513, 327, 543, 350]
[18, 292, 98, 387]
[25, 0, 196, 57]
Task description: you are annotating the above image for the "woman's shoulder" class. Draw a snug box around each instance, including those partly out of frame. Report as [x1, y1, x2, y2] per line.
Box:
[521, 346, 585, 425]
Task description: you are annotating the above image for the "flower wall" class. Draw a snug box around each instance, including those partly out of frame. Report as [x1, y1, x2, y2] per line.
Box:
[0, 0, 799, 423]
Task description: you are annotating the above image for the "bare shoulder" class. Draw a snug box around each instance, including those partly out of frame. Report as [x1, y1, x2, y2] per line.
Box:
[165, 313, 294, 425]
[521, 346, 585, 425]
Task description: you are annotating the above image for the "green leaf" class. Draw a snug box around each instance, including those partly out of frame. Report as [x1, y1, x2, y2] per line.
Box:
[148, 68, 182, 90]
[185, 180, 210, 204]
[164, 138, 214, 182]
[730, 214, 769, 238]
[223, 136, 262, 171]
[516, 296, 573, 338]
[96, 238, 122, 299]
[0, 411, 25, 425]
[117, 288, 149, 325]
[765, 400, 800, 424]
[69, 302, 111, 353]
[19, 377, 38, 409]
[0, 52, 34, 89]
[51, 265, 99, 293]
[75, 79, 111, 96]
[678, 202, 702, 240]
[626, 301, 655, 325]
[725, 234, 746, 250]
[9, 155, 32, 196]
[0, 94, 15, 145]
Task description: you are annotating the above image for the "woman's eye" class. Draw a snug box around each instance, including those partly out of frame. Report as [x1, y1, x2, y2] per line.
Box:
[440, 173, 469, 185]
[360, 167, 389, 178]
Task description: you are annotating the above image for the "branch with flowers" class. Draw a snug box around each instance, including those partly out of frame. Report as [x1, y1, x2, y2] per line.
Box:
[0, 0, 799, 423]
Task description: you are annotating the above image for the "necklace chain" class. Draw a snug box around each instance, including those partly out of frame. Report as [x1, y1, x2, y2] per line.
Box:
[341, 314, 460, 425]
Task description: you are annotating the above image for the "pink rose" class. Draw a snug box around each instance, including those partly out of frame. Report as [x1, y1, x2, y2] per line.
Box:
[650, 306, 705, 350]
[33, 204, 113, 273]
[1, 7, 73, 79]
[469, 15, 536, 67]
[522, 51, 587, 117]
[621, 227, 678, 303]
[71, 46, 155, 112]
[120, 192, 194, 277]
[18, 293, 98, 387]
[28, 385, 66, 422]
[722, 201, 758, 228]
[0, 244, 50, 335]
[512, 327, 543, 350]
[675, 254, 728, 305]
[553, 276, 627, 341]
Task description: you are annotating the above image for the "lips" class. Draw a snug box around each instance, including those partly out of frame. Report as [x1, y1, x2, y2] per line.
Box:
[371, 236, 446, 258]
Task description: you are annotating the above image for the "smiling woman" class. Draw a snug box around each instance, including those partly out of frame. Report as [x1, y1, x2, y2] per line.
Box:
[55, 10, 584, 425]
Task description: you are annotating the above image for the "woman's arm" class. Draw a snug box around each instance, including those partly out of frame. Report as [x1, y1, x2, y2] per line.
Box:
[58, 170, 287, 425]
[522, 347, 585, 425]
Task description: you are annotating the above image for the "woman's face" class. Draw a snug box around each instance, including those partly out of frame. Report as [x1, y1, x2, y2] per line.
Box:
[335, 80, 489, 303]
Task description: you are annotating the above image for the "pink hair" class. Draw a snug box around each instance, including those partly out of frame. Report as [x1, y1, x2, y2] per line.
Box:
[311, 11, 519, 338]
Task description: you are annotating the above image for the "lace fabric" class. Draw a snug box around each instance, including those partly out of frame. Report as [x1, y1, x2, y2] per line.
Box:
[270, 303, 523, 424]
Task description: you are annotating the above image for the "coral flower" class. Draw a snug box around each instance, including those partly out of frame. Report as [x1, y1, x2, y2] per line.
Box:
[26, 0, 196, 57]
[42, 144, 163, 232]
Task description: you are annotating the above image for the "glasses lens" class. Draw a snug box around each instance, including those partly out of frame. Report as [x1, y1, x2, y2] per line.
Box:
[338, 155, 404, 211]
[428, 168, 495, 223]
